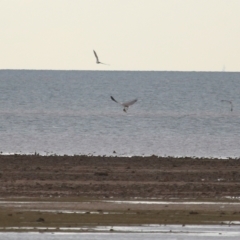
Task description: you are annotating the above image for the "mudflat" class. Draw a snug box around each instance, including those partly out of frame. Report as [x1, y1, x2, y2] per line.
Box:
[0, 155, 240, 198]
[0, 155, 240, 229]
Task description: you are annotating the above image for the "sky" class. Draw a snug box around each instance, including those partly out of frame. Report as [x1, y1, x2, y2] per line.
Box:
[0, 0, 240, 71]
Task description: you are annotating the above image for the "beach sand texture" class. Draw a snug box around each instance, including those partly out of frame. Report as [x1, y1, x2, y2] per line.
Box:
[0, 155, 240, 229]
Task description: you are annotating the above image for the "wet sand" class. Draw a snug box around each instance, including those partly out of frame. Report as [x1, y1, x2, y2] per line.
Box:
[1, 155, 240, 198]
[0, 155, 240, 229]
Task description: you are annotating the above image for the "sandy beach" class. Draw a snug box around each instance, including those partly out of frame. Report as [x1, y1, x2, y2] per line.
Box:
[0, 155, 240, 230]
[0, 155, 240, 198]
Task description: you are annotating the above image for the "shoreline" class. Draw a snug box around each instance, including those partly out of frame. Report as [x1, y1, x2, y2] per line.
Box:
[1, 152, 238, 159]
[0, 155, 240, 230]
[0, 154, 240, 198]
[0, 197, 240, 231]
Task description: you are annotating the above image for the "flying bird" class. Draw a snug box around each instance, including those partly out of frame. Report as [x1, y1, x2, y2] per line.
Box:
[221, 100, 233, 111]
[93, 50, 109, 65]
[111, 96, 137, 112]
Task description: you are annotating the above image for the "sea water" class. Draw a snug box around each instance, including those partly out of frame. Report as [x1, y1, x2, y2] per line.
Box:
[0, 70, 239, 158]
[1, 225, 240, 240]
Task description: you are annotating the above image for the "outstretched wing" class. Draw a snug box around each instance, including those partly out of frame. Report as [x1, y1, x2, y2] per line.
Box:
[221, 100, 233, 111]
[123, 98, 137, 107]
[93, 50, 99, 62]
[221, 100, 231, 104]
[110, 96, 119, 104]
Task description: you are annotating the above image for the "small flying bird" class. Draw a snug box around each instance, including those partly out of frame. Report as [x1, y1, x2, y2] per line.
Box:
[93, 50, 109, 65]
[221, 100, 233, 111]
[111, 96, 137, 112]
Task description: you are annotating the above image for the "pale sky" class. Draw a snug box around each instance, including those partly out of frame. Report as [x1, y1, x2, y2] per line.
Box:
[0, 0, 240, 71]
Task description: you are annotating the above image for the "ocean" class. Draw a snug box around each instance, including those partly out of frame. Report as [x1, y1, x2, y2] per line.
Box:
[0, 70, 239, 158]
